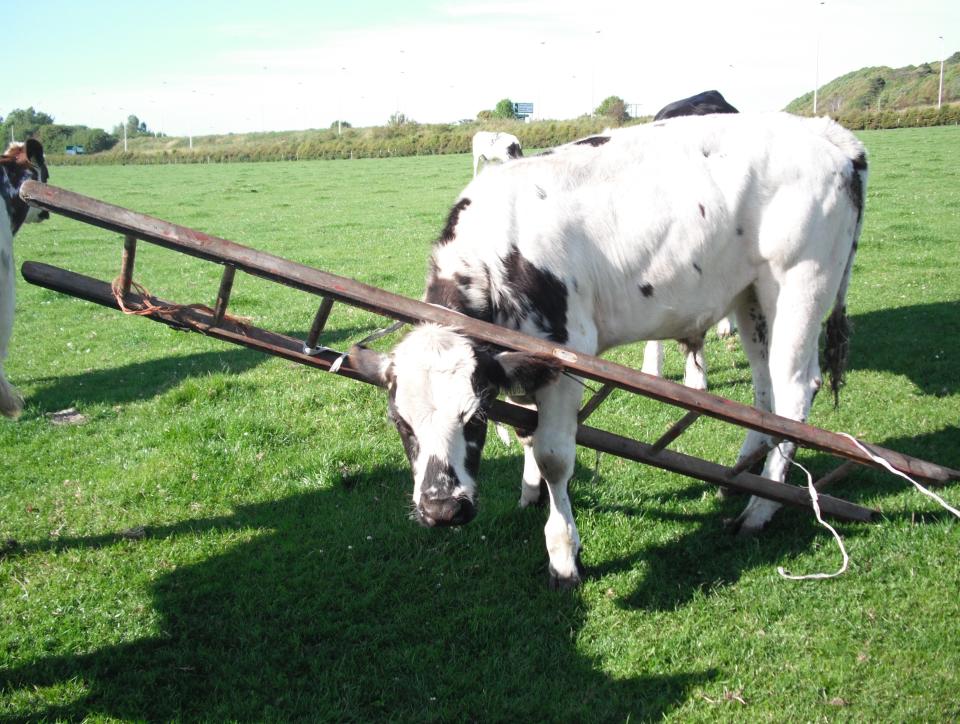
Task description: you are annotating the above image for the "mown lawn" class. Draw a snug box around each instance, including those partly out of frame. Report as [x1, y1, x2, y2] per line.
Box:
[1, 126, 958, 721]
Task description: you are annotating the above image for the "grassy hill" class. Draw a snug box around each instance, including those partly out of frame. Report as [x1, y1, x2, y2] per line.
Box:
[787, 51, 959, 114]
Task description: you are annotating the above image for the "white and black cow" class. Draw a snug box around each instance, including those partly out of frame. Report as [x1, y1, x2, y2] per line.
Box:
[353, 113, 866, 589]
[1, 140, 49, 418]
[472, 131, 523, 177]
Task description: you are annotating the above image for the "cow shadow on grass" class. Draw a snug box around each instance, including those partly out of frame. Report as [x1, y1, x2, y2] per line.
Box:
[588, 422, 959, 613]
[847, 300, 960, 396]
[0, 455, 711, 721]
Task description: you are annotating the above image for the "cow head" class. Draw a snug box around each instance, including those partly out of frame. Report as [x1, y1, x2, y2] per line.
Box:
[2, 139, 50, 234]
[351, 325, 559, 528]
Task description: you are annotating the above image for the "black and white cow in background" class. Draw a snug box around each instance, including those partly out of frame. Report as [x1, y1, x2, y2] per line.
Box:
[472, 131, 523, 177]
[643, 90, 741, 389]
[1, 140, 49, 418]
[353, 113, 867, 589]
[653, 89, 739, 120]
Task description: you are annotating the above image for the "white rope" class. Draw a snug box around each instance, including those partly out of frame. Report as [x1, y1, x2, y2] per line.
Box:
[778, 433, 960, 582]
[838, 433, 960, 519]
[777, 450, 850, 581]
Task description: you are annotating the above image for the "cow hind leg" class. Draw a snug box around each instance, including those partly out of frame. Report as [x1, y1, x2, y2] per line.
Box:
[733, 279, 826, 535]
[518, 433, 548, 508]
[641, 340, 664, 377]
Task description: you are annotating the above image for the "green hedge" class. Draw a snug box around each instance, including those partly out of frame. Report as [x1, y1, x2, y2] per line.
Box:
[45, 105, 959, 166]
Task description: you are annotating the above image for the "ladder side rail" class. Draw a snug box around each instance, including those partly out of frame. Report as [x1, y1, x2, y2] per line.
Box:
[21, 182, 959, 484]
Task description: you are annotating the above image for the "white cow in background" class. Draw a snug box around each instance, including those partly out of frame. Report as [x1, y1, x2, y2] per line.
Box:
[472, 131, 523, 176]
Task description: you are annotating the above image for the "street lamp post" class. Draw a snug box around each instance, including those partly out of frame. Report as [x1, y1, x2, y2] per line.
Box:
[938, 36, 945, 110]
[813, 2, 825, 115]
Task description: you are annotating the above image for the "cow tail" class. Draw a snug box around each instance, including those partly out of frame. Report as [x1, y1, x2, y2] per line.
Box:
[824, 151, 867, 407]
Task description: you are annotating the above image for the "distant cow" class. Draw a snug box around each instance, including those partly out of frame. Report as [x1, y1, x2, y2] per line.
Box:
[472, 131, 523, 176]
[645, 89, 740, 388]
[654, 89, 739, 120]
[352, 114, 867, 589]
[1, 140, 49, 418]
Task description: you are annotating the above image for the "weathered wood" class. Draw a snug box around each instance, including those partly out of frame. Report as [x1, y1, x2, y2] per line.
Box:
[650, 411, 702, 454]
[814, 461, 859, 490]
[577, 384, 614, 423]
[19, 259, 881, 525]
[728, 440, 782, 478]
[20, 181, 960, 486]
[305, 297, 336, 351]
[119, 235, 137, 297]
[213, 265, 236, 326]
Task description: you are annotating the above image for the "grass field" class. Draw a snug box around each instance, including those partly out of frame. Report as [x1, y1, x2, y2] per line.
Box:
[2, 126, 959, 721]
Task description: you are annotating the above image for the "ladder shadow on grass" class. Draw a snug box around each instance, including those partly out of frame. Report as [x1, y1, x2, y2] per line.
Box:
[22, 348, 270, 413]
[20, 316, 383, 414]
[0, 458, 712, 721]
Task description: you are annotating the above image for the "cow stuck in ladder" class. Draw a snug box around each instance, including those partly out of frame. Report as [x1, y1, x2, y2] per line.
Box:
[352, 112, 868, 589]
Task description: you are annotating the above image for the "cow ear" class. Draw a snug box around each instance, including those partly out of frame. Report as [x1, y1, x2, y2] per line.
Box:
[25, 139, 44, 165]
[349, 345, 393, 387]
[488, 351, 562, 395]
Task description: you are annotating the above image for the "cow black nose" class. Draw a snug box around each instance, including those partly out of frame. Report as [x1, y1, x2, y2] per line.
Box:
[417, 496, 476, 527]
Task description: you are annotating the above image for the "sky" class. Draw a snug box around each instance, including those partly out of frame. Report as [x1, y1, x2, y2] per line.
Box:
[9, 0, 957, 137]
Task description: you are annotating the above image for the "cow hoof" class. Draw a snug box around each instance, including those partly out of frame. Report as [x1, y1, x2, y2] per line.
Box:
[726, 514, 766, 537]
[548, 568, 582, 591]
[548, 551, 585, 590]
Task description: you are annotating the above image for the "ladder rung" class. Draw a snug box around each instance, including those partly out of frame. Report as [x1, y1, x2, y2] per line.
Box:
[213, 265, 237, 326]
[814, 460, 859, 490]
[650, 410, 701, 454]
[577, 383, 615, 423]
[119, 235, 137, 297]
[728, 438, 782, 478]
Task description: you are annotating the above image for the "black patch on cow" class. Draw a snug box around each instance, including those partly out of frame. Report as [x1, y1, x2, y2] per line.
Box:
[574, 136, 610, 148]
[506, 142, 523, 159]
[698, 203, 706, 218]
[736, 226, 744, 236]
[424, 260, 493, 322]
[535, 185, 547, 200]
[692, 262, 702, 275]
[750, 308, 768, 348]
[497, 247, 568, 343]
[438, 198, 471, 245]
[847, 153, 867, 223]
[388, 388, 420, 466]
[422, 455, 459, 496]
[462, 413, 487, 478]
[639, 283, 654, 298]
[702, 148, 711, 158]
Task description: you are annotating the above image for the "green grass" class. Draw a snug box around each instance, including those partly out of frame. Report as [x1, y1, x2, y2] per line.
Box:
[2, 128, 959, 721]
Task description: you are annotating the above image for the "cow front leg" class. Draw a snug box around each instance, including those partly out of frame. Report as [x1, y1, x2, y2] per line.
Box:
[531, 377, 585, 589]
